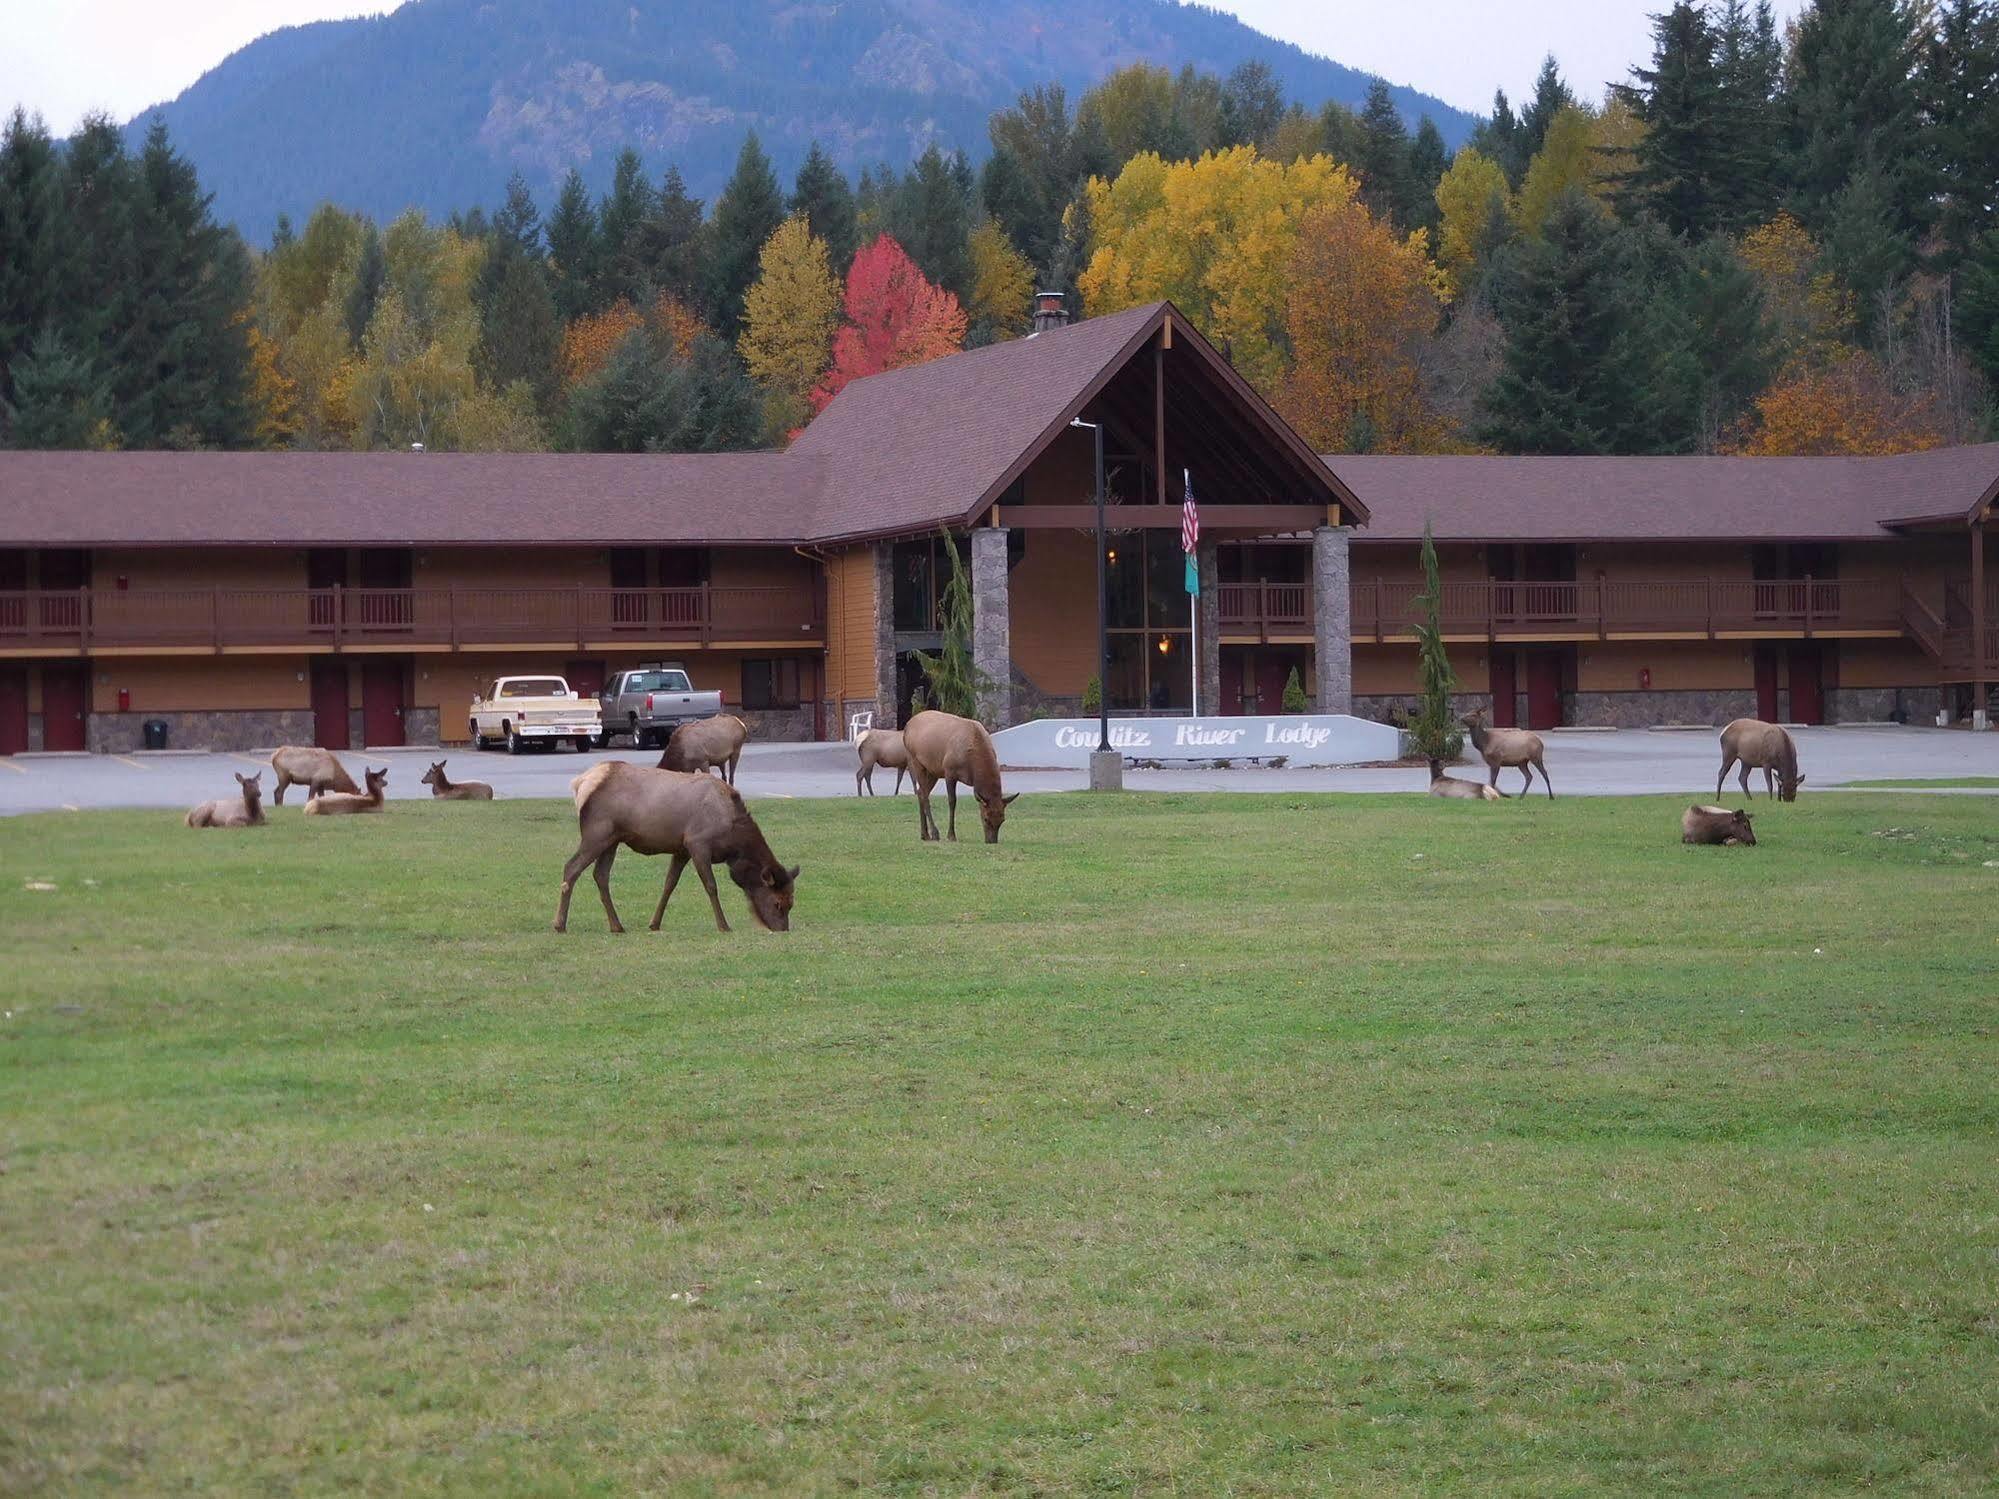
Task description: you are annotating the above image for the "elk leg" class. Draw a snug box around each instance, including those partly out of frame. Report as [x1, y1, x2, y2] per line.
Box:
[272, 772, 288, 806]
[1487, 761, 1501, 792]
[650, 853, 689, 930]
[945, 778, 959, 841]
[1739, 763, 1753, 798]
[1535, 755, 1553, 799]
[1764, 766, 1775, 798]
[728, 753, 740, 787]
[555, 834, 614, 932]
[691, 852, 731, 932]
[856, 765, 868, 796]
[914, 772, 937, 840]
[1717, 755, 1734, 799]
[1518, 764, 1534, 796]
[592, 847, 624, 934]
[893, 767, 905, 796]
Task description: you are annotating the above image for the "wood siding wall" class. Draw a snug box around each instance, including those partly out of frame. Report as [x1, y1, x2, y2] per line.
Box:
[822, 546, 878, 704]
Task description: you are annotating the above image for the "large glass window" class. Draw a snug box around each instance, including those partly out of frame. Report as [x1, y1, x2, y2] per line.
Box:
[1100, 530, 1193, 711]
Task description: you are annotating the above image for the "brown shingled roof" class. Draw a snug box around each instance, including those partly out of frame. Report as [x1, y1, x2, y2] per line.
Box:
[1329, 446, 1999, 543]
[0, 450, 826, 547]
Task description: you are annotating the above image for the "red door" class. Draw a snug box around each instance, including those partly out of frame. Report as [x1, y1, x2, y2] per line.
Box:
[1489, 651, 1517, 727]
[361, 661, 404, 747]
[1787, 644, 1824, 725]
[41, 663, 87, 751]
[564, 659, 606, 701]
[0, 665, 27, 754]
[1525, 651, 1563, 730]
[1255, 654, 1292, 714]
[311, 659, 349, 749]
[1219, 649, 1245, 715]
[1754, 646, 1779, 722]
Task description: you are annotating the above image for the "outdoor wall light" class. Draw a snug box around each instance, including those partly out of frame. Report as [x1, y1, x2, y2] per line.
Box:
[1157, 637, 1171, 654]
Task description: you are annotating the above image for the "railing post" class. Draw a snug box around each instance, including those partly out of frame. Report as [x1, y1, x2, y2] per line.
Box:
[702, 582, 713, 645]
[212, 586, 222, 652]
[449, 585, 459, 652]
[333, 583, 344, 651]
[1705, 577, 1713, 639]
[80, 586, 91, 652]
[576, 586, 585, 650]
[1596, 576, 1605, 640]
[1803, 574, 1814, 637]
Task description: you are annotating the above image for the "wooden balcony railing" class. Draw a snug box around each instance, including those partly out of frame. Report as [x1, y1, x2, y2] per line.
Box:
[0, 586, 824, 653]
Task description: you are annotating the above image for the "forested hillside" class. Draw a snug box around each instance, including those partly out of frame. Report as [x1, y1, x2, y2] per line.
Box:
[3, 0, 1995, 463]
[124, 0, 1475, 244]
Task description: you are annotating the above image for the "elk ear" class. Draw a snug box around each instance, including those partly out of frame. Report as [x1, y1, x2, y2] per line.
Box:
[1794, 773, 1806, 785]
[236, 772, 250, 787]
[1001, 792, 1019, 806]
[786, 863, 801, 884]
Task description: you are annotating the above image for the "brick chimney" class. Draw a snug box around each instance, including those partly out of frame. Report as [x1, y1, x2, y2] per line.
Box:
[1030, 290, 1069, 334]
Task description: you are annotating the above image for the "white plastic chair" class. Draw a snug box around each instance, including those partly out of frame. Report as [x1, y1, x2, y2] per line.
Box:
[847, 709, 874, 741]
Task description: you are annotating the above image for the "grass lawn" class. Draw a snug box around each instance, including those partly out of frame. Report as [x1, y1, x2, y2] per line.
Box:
[1841, 777, 1999, 789]
[2, 791, 1996, 1495]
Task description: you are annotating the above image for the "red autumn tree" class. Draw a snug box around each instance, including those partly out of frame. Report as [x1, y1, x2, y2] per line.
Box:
[811, 234, 967, 412]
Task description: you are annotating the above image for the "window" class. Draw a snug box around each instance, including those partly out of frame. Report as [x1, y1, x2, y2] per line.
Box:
[743, 658, 801, 709]
[625, 670, 692, 693]
[498, 678, 568, 698]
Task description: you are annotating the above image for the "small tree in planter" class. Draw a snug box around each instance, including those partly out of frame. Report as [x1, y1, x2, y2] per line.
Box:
[1408, 520, 1464, 762]
[1281, 666, 1308, 712]
[1081, 674, 1102, 714]
[911, 532, 991, 721]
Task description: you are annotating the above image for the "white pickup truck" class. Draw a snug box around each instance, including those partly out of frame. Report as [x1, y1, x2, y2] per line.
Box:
[468, 675, 603, 753]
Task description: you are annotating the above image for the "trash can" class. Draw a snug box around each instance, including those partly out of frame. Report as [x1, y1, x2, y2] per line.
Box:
[142, 718, 169, 750]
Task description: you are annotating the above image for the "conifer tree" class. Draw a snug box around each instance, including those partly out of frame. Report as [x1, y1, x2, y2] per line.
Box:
[1712, 0, 1785, 232]
[705, 133, 787, 338]
[344, 224, 386, 345]
[1618, 3, 1726, 237]
[1924, 0, 1999, 264]
[911, 534, 991, 721]
[1785, 0, 1926, 239]
[1518, 57, 1576, 161]
[790, 143, 858, 273]
[1409, 522, 1462, 763]
[1470, 90, 1527, 186]
[596, 147, 656, 308]
[2, 330, 113, 448]
[639, 166, 706, 309]
[545, 169, 599, 322]
[1357, 81, 1415, 229]
[1405, 118, 1449, 238]
[886, 145, 975, 298]
[1217, 61, 1285, 149]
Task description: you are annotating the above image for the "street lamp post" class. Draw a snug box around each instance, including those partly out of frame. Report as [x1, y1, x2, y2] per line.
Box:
[1070, 416, 1109, 755]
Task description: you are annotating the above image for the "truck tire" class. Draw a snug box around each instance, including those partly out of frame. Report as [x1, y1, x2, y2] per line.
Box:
[507, 725, 525, 755]
[468, 720, 484, 749]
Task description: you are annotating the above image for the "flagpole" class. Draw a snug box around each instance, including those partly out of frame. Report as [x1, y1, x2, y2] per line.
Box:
[1185, 467, 1198, 719]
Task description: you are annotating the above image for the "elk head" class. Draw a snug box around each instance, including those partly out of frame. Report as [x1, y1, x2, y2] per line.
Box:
[732, 858, 800, 932]
[978, 790, 1020, 844]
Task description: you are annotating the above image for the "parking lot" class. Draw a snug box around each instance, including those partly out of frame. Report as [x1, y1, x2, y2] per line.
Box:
[0, 725, 1992, 816]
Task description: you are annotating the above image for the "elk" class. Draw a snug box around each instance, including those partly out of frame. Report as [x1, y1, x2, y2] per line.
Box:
[658, 713, 748, 786]
[185, 771, 267, 828]
[1427, 758, 1502, 801]
[903, 709, 1018, 843]
[855, 727, 910, 796]
[302, 765, 388, 815]
[555, 762, 798, 934]
[1716, 718, 1804, 802]
[1682, 804, 1756, 845]
[269, 745, 358, 804]
[421, 759, 494, 801]
[1461, 710, 1553, 799]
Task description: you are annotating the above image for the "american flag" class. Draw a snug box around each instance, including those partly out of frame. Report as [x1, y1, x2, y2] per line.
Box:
[1181, 471, 1200, 596]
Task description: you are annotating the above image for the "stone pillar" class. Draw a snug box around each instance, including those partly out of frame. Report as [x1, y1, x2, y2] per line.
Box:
[971, 527, 1012, 727]
[872, 543, 897, 726]
[1196, 535, 1220, 716]
[1312, 526, 1353, 716]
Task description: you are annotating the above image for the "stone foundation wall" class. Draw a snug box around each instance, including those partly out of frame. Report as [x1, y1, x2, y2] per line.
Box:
[26, 714, 45, 752]
[88, 709, 316, 753]
[1355, 693, 1494, 727]
[1825, 686, 1946, 724]
[738, 706, 815, 742]
[1564, 689, 1759, 728]
[404, 708, 439, 745]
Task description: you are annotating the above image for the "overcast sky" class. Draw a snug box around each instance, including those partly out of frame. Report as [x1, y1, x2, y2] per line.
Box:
[4, 0, 1811, 138]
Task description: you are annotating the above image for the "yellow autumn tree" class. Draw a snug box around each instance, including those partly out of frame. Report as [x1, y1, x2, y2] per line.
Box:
[1432, 147, 1511, 295]
[1278, 199, 1450, 453]
[1738, 213, 1854, 363]
[558, 301, 647, 388]
[1730, 350, 1948, 455]
[739, 216, 840, 412]
[649, 291, 707, 361]
[1079, 147, 1358, 391]
[966, 220, 1035, 339]
[243, 322, 300, 449]
[1587, 94, 1645, 197]
[1514, 106, 1602, 238]
[281, 299, 359, 449]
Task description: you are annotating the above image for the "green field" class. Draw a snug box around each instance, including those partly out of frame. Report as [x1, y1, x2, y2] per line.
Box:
[1841, 777, 1999, 789]
[3, 792, 1996, 1495]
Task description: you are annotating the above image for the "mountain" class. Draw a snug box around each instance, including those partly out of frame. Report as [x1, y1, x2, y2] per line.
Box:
[126, 0, 1480, 245]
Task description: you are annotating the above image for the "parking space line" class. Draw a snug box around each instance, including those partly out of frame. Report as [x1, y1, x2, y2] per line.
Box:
[228, 753, 269, 766]
[113, 755, 150, 771]
[0, 759, 24, 774]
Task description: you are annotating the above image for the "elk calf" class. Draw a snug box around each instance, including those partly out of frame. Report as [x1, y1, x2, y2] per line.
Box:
[302, 765, 388, 815]
[421, 759, 494, 800]
[855, 727, 910, 796]
[186, 771, 267, 828]
[1427, 759, 1502, 800]
[1682, 804, 1756, 845]
[1462, 711, 1553, 799]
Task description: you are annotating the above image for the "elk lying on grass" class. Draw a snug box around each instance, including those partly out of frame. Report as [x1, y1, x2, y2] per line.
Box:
[1427, 759, 1502, 800]
[555, 762, 798, 934]
[421, 759, 494, 801]
[185, 771, 266, 828]
[1717, 718, 1804, 801]
[1682, 804, 1756, 845]
[855, 727, 909, 796]
[658, 713, 748, 786]
[903, 710, 1018, 843]
[1462, 711, 1553, 799]
[269, 745, 358, 804]
[302, 765, 388, 815]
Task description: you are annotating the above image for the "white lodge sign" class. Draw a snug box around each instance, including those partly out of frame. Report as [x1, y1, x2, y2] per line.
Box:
[994, 714, 1405, 769]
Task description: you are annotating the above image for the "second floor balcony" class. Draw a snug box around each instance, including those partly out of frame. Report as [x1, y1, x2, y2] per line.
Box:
[0, 585, 825, 654]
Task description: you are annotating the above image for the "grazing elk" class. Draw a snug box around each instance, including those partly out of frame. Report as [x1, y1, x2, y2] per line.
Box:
[1462, 710, 1554, 799]
[185, 771, 267, 828]
[421, 759, 494, 801]
[302, 765, 388, 815]
[855, 727, 910, 796]
[1427, 758, 1502, 801]
[658, 713, 748, 786]
[1682, 804, 1757, 845]
[269, 745, 358, 804]
[903, 709, 1017, 843]
[1716, 718, 1804, 802]
[555, 762, 798, 934]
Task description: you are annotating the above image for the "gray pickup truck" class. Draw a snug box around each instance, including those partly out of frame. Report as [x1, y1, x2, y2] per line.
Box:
[597, 663, 724, 749]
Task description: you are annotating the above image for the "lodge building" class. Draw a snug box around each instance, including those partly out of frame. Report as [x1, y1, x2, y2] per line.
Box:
[1, 301, 1992, 754]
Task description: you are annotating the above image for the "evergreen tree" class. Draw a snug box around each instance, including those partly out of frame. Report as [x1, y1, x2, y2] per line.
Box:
[705, 132, 786, 338]
[1785, 0, 1926, 239]
[2, 330, 112, 448]
[1319, 100, 1368, 170]
[57, 117, 139, 387]
[1713, 0, 1785, 232]
[1217, 60, 1285, 149]
[1618, 2, 1725, 237]
[597, 147, 656, 307]
[886, 145, 975, 298]
[1406, 118, 1450, 238]
[1357, 81, 1416, 229]
[479, 252, 561, 414]
[911, 533, 991, 721]
[638, 166, 706, 309]
[562, 326, 763, 453]
[1470, 89, 1527, 186]
[1682, 235, 1779, 447]
[984, 84, 1104, 278]
[1823, 162, 1915, 318]
[344, 224, 386, 346]
[1959, 225, 1999, 384]
[491, 172, 542, 262]
[978, 146, 1042, 264]
[1924, 0, 1999, 264]
[1409, 522, 1463, 763]
[0, 109, 74, 411]
[545, 168, 599, 322]
[1481, 190, 1695, 454]
[1518, 56, 1576, 160]
[791, 142, 858, 272]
